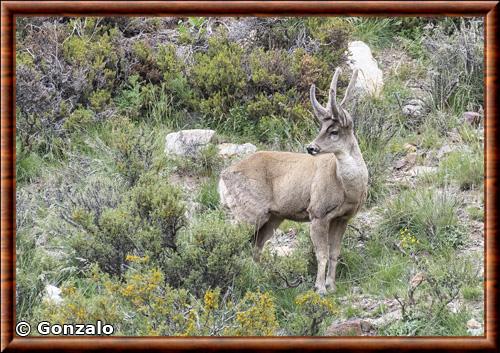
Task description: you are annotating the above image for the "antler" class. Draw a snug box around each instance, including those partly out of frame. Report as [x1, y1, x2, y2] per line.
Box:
[327, 67, 342, 118]
[310, 67, 358, 126]
[310, 84, 329, 117]
[340, 68, 359, 106]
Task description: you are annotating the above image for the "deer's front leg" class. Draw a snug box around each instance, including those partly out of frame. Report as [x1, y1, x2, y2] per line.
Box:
[310, 218, 330, 295]
[326, 219, 348, 292]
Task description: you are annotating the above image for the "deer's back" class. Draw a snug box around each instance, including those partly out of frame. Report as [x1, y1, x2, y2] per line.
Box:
[219, 151, 340, 223]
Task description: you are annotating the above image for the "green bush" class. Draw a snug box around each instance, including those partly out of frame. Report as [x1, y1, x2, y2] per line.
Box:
[63, 107, 95, 133]
[380, 188, 465, 250]
[35, 261, 280, 336]
[162, 211, 251, 295]
[423, 19, 483, 113]
[191, 35, 246, 110]
[285, 290, 337, 335]
[67, 173, 185, 276]
[437, 150, 484, 191]
[104, 117, 156, 186]
[196, 177, 220, 210]
[352, 95, 400, 205]
[383, 252, 478, 336]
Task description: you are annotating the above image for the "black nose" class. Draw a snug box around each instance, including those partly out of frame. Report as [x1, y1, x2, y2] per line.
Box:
[306, 145, 319, 155]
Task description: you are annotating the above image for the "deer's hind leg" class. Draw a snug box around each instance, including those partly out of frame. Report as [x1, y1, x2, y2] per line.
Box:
[252, 215, 283, 262]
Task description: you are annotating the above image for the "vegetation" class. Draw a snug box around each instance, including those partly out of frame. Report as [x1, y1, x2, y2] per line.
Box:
[16, 16, 484, 336]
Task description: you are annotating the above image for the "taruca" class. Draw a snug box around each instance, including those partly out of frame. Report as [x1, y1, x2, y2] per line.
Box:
[218, 68, 368, 294]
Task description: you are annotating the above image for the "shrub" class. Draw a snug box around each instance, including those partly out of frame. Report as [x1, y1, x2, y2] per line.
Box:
[436, 150, 484, 191]
[36, 260, 280, 336]
[36, 263, 191, 336]
[287, 291, 336, 335]
[423, 18, 484, 113]
[384, 252, 478, 336]
[16, 18, 121, 154]
[380, 188, 465, 250]
[67, 173, 185, 276]
[162, 211, 251, 295]
[257, 231, 314, 290]
[104, 117, 156, 186]
[63, 107, 95, 133]
[191, 35, 246, 118]
[249, 48, 297, 93]
[351, 95, 400, 205]
[171, 144, 223, 177]
[227, 291, 278, 336]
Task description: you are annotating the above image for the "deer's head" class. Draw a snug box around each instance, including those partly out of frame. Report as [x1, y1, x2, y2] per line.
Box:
[307, 68, 359, 156]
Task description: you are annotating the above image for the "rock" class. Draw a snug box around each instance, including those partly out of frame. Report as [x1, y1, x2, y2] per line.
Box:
[394, 152, 417, 170]
[347, 41, 384, 96]
[467, 318, 481, 329]
[410, 272, 426, 288]
[407, 166, 437, 177]
[165, 129, 216, 157]
[43, 284, 62, 305]
[268, 228, 298, 257]
[325, 319, 374, 336]
[466, 318, 483, 336]
[437, 144, 454, 159]
[403, 143, 417, 153]
[365, 309, 402, 328]
[217, 143, 257, 158]
[447, 129, 462, 143]
[463, 112, 482, 127]
[406, 152, 417, 165]
[402, 99, 426, 118]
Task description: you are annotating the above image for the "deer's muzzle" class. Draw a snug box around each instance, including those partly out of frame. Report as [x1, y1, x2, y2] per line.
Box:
[306, 144, 320, 155]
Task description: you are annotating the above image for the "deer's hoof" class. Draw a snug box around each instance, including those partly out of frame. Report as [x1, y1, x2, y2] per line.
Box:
[314, 285, 327, 296]
[325, 282, 337, 293]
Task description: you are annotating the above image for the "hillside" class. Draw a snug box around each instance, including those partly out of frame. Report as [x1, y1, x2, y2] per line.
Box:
[16, 17, 484, 336]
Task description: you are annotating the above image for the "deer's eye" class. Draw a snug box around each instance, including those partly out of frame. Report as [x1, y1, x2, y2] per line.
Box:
[330, 130, 339, 136]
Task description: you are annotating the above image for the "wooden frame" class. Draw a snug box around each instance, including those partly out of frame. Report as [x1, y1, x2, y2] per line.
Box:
[1, 1, 498, 352]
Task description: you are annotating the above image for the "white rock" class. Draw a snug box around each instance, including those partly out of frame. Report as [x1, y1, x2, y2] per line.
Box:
[347, 41, 384, 96]
[217, 143, 257, 158]
[43, 284, 62, 305]
[165, 129, 216, 157]
[407, 166, 438, 177]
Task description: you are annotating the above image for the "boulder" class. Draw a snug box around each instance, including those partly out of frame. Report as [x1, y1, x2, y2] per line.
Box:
[463, 112, 482, 127]
[347, 41, 384, 96]
[217, 143, 257, 158]
[165, 129, 216, 157]
[325, 319, 374, 336]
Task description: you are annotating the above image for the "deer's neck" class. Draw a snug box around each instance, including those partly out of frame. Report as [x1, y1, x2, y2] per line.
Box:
[334, 140, 368, 186]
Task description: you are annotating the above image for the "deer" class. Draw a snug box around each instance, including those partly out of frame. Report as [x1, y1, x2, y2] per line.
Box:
[218, 67, 368, 294]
